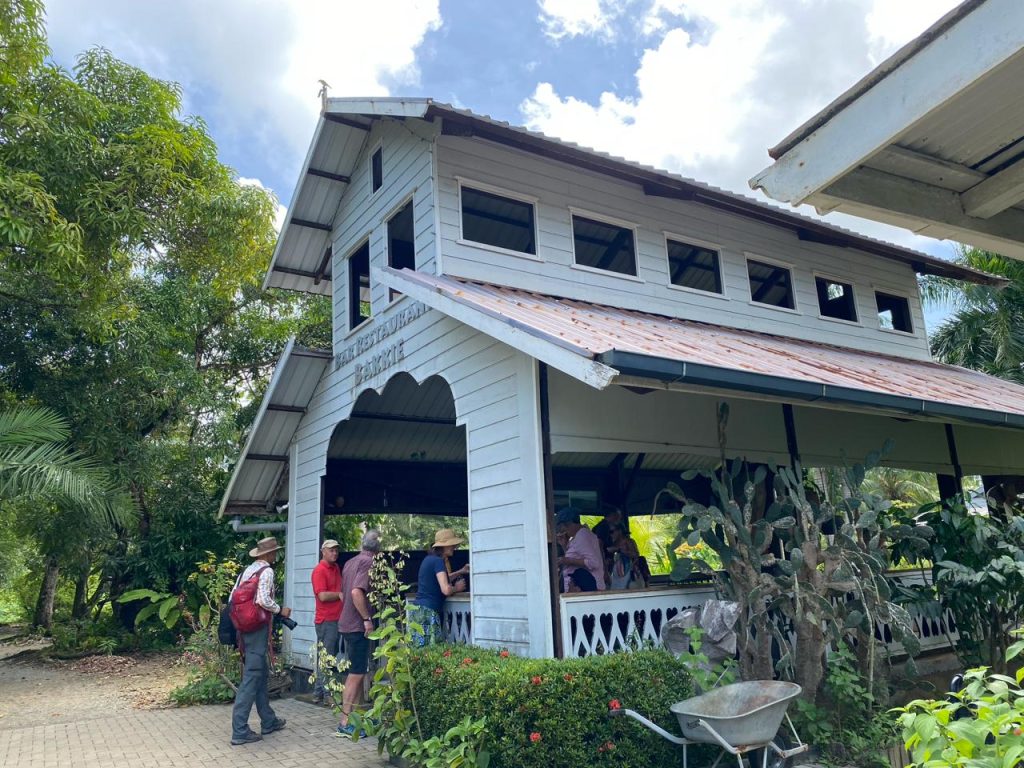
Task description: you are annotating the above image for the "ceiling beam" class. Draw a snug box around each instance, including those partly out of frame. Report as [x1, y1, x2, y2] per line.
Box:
[815, 167, 1024, 264]
[307, 167, 351, 184]
[864, 146, 985, 192]
[324, 113, 372, 131]
[271, 265, 319, 278]
[291, 218, 332, 232]
[962, 157, 1024, 219]
[246, 453, 289, 462]
[266, 404, 306, 413]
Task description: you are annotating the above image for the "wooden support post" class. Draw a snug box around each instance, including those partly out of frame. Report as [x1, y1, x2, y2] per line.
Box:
[539, 363, 563, 658]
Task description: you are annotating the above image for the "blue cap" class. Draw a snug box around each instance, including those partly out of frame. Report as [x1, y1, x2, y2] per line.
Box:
[555, 507, 580, 525]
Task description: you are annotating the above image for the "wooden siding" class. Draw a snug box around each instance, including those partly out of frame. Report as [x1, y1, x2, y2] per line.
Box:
[284, 302, 553, 665]
[435, 135, 933, 361]
[332, 118, 437, 353]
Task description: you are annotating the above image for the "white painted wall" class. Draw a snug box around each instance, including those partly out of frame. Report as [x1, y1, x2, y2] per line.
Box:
[285, 301, 553, 664]
[331, 118, 437, 353]
[435, 135, 932, 361]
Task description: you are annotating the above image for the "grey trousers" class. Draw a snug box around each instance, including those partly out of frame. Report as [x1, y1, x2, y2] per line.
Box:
[231, 627, 277, 739]
[313, 621, 340, 699]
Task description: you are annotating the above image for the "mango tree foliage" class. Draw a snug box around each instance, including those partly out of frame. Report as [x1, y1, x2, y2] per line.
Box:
[0, 1, 330, 627]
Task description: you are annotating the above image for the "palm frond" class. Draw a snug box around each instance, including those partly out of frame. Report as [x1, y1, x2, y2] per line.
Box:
[0, 407, 135, 526]
[0, 406, 70, 446]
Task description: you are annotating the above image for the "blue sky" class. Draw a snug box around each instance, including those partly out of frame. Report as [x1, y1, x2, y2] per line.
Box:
[44, 0, 960, 325]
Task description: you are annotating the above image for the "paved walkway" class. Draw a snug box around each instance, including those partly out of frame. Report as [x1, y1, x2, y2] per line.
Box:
[0, 696, 390, 768]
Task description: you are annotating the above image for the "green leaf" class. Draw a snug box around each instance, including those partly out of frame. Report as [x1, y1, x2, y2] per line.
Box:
[157, 595, 178, 622]
[133, 602, 160, 627]
[117, 588, 162, 603]
[199, 604, 211, 628]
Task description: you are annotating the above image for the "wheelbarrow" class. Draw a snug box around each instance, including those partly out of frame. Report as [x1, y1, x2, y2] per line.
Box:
[610, 681, 808, 768]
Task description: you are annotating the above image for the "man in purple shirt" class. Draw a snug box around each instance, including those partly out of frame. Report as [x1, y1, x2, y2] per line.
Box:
[555, 508, 606, 592]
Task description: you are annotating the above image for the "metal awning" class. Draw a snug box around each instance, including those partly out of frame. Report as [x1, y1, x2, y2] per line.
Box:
[267, 97, 1001, 294]
[750, 0, 1024, 260]
[378, 267, 1024, 430]
[218, 340, 331, 517]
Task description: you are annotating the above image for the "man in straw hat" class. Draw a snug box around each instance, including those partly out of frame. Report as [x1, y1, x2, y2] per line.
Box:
[230, 536, 291, 745]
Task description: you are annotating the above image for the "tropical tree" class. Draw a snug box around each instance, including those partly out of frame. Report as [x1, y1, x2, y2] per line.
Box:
[0, 406, 133, 626]
[922, 247, 1024, 382]
[0, 406, 128, 517]
[0, 0, 330, 630]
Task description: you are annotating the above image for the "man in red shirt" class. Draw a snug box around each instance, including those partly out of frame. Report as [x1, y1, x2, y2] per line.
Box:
[311, 539, 343, 704]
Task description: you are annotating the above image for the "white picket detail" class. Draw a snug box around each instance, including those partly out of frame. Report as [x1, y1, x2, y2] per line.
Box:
[442, 594, 473, 645]
[560, 585, 718, 657]
[558, 570, 956, 658]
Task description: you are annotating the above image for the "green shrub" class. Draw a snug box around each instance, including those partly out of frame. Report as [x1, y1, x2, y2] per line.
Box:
[409, 644, 693, 768]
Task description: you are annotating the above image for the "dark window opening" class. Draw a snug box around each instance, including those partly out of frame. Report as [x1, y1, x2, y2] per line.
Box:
[667, 239, 722, 294]
[747, 259, 795, 309]
[876, 291, 913, 333]
[572, 214, 637, 276]
[348, 241, 371, 329]
[815, 277, 857, 322]
[371, 146, 383, 193]
[387, 201, 415, 300]
[460, 186, 536, 255]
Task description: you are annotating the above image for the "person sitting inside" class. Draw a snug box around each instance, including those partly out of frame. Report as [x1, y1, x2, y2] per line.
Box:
[607, 523, 647, 590]
[555, 508, 605, 592]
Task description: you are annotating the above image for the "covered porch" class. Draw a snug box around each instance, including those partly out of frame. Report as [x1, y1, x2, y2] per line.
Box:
[377, 266, 1024, 658]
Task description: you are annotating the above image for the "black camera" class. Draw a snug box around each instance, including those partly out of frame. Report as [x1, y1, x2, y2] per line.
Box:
[276, 614, 298, 631]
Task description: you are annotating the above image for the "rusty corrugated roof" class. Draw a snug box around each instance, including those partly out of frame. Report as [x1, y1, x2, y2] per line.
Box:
[388, 269, 1024, 422]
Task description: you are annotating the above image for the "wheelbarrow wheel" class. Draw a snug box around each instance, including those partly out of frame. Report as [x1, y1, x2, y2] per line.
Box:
[745, 731, 796, 768]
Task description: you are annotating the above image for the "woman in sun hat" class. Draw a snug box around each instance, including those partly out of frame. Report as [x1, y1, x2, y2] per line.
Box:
[409, 528, 469, 646]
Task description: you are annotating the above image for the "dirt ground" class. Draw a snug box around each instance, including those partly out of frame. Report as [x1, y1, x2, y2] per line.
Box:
[0, 629, 188, 732]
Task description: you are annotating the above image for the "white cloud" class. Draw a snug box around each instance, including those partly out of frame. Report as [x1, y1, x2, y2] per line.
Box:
[44, 0, 441, 192]
[521, 0, 962, 257]
[536, 0, 621, 40]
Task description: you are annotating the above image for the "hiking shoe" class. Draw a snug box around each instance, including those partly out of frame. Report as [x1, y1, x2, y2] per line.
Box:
[230, 731, 262, 746]
[336, 723, 366, 738]
[261, 718, 286, 735]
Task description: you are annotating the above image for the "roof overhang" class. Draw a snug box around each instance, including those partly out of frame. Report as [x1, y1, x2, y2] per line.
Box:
[750, 0, 1024, 261]
[268, 97, 1000, 294]
[219, 339, 331, 517]
[379, 267, 1024, 431]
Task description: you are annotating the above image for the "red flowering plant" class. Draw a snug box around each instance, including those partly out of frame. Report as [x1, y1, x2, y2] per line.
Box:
[407, 644, 693, 768]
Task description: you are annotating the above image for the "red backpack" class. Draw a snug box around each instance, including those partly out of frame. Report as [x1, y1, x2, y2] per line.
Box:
[230, 564, 272, 634]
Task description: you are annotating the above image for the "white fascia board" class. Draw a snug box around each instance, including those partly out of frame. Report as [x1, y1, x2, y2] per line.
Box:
[324, 97, 430, 118]
[263, 117, 327, 291]
[218, 339, 305, 518]
[750, 0, 1024, 205]
[810, 168, 1024, 260]
[376, 268, 618, 390]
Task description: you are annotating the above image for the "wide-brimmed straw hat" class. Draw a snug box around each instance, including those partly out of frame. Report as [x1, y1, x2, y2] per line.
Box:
[432, 529, 464, 548]
[250, 536, 284, 558]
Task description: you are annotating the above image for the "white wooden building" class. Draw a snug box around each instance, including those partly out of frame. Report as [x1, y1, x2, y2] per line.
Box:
[220, 98, 1024, 667]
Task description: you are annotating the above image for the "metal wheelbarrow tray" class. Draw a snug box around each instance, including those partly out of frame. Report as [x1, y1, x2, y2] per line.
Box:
[612, 681, 808, 768]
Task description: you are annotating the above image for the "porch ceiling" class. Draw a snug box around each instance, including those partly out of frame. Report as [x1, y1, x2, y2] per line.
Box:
[379, 268, 1024, 430]
[750, 0, 1024, 260]
[218, 340, 331, 517]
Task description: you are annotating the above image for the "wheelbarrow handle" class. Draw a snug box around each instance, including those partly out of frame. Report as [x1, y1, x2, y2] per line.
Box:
[612, 708, 689, 747]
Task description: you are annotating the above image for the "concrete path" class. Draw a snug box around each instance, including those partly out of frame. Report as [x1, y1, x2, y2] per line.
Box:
[0, 695, 389, 768]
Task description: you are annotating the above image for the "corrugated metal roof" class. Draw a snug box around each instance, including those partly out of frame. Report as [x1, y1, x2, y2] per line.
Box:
[384, 268, 1024, 425]
[264, 97, 1000, 295]
[219, 340, 331, 517]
